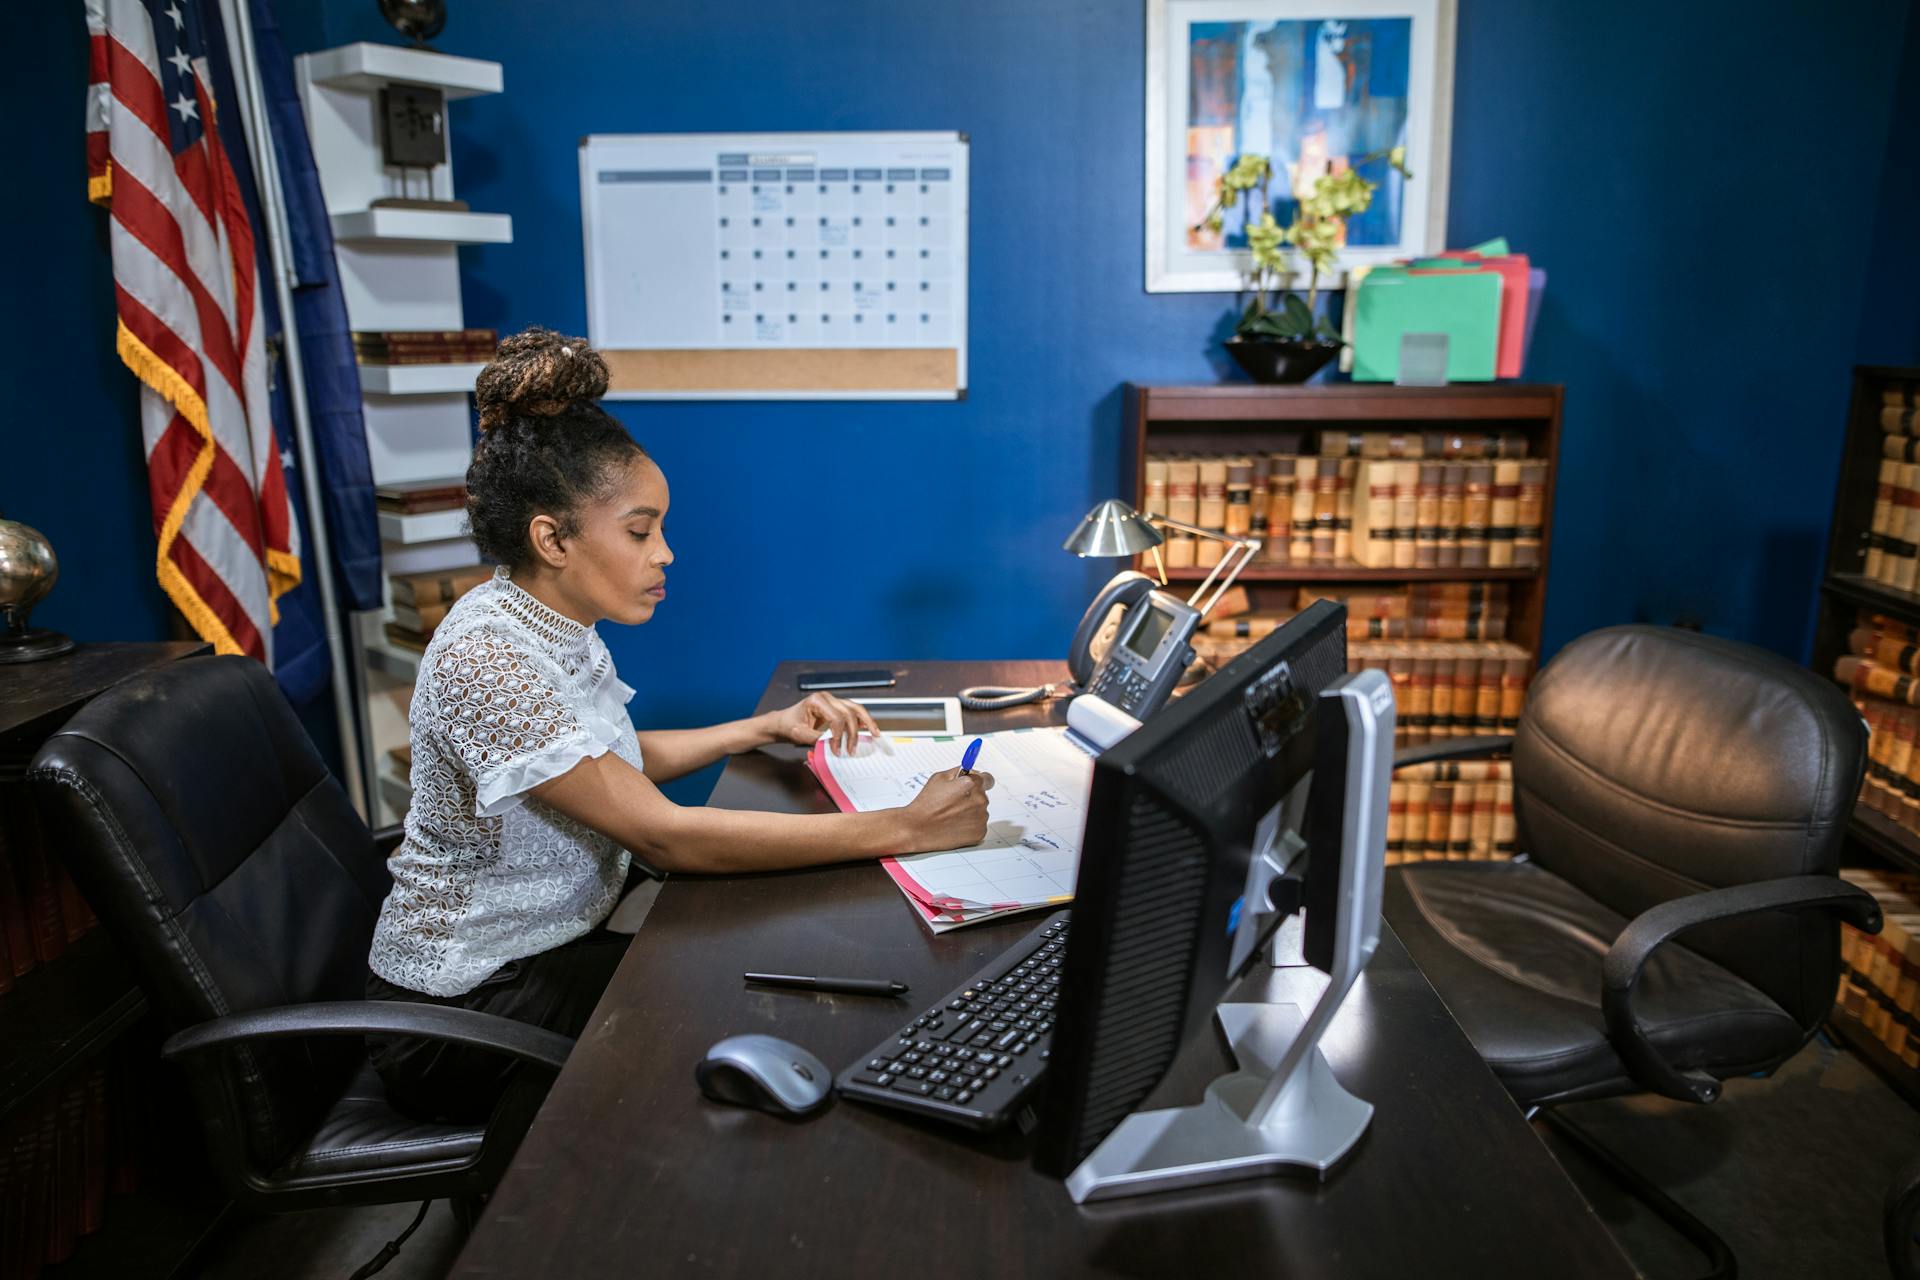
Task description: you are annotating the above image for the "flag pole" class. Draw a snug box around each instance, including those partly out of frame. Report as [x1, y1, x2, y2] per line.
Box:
[217, 0, 370, 818]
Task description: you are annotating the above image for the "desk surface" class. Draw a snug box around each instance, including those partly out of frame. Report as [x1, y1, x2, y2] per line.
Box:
[451, 660, 1634, 1279]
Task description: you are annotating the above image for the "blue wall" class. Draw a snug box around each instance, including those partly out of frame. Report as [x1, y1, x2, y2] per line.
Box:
[16, 1, 1916, 794]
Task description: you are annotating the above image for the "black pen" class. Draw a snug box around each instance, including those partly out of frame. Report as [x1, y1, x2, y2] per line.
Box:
[744, 972, 908, 997]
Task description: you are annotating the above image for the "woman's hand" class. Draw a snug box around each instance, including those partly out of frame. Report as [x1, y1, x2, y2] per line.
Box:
[763, 691, 884, 755]
[899, 767, 995, 852]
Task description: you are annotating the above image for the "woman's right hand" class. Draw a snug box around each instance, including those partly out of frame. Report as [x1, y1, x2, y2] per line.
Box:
[900, 766, 994, 851]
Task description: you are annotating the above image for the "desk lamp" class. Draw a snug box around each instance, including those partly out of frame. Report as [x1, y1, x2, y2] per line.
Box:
[1061, 499, 1260, 621]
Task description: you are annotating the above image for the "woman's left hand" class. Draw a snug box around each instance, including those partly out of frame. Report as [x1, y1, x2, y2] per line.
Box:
[765, 691, 884, 755]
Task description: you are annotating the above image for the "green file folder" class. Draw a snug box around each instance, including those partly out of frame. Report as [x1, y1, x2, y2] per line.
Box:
[1351, 268, 1503, 382]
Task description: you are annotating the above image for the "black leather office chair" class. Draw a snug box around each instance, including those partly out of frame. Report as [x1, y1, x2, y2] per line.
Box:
[1384, 626, 1883, 1280]
[27, 655, 572, 1273]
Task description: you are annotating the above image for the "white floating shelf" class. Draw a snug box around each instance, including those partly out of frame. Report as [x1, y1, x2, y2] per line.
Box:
[364, 630, 423, 683]
[305, 43, 502, 98]
[379, 507, 468, 544]
[332, 208, 513, 245]
[359, 363, 485, 395]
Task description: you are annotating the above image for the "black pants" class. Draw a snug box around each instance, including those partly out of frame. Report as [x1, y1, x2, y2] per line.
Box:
[367, 927, 629, 1124]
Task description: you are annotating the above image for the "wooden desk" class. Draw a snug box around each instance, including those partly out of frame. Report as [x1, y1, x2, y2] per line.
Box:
[452, 660, 1634, 1279]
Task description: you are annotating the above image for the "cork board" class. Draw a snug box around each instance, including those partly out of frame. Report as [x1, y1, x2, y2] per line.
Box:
[581, 132, 968, 400]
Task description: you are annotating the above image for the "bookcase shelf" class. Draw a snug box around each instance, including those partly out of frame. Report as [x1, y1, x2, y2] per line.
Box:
[1124, 383, 1564, 661]
[330, 207, 512, 246]
[302, 41, 502, 98]
[1163, 563, 1540, 584]
[358, 362, 485, 395]
[1811, 364, 1920, 1106]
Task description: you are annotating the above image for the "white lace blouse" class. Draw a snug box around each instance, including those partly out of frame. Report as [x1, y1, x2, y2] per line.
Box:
[368, 569, 640, 997]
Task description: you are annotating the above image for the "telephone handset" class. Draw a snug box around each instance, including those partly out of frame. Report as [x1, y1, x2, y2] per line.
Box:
[1067, 570, 1201, 722]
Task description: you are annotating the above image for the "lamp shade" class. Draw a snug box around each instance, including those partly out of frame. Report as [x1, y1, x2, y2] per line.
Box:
[1063, 500, 1164, 557]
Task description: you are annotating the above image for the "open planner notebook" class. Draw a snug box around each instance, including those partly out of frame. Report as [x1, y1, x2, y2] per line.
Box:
[807, 728, 1096, 932]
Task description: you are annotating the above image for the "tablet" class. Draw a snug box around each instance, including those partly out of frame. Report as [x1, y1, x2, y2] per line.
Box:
[850, 696, 965, 736]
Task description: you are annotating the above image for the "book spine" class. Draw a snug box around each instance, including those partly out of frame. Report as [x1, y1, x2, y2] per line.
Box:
[1248, 455, 1271, 547]
[1494, 779, 1518, 856]
[1883, 405, 1920, 436]
[1471, 779, 1497, 858]
[1488, 460, 1522, 569]
[1311, 459, 1339, 562]
[1333, 458, 1356, 562]
[1165, 459, 1198, 568]
[1358, 461, 1396, 568]
[1437, 463, 1465, 569]
[1196, 459, 1229, 569]
[1265, 456, 1296, 562]
[1290, 458, 1317, 562]
[1514, 461, 1546, 570]
[1405, 778, 1431, 859]
[1414, 462, 1443, 569]
[1391, 461, 1419, 569]
[1899, 464, 1920, 590]
[1448, 774, 1475, 857]
[1499, 655, 1531, 731]
[1405, 655, 1435, 745]
[1224, 457, 1253, 544]
[1143, 457, 1168, 523]
[1887, 435, 1920, 462]
[1426, 782, 1453, 861]
[1869, 458, 1898, 582]
[1461, 463, 1493, 569]
[1884, 384, 1920, 410]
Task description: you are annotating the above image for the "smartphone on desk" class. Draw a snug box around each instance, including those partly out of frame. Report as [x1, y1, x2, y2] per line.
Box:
[796, 668, 897, 692]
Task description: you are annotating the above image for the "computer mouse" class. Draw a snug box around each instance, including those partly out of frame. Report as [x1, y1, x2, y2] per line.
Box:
[695, 1034, 833, 1118]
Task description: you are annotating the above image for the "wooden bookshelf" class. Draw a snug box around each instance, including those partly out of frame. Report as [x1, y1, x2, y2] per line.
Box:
[1123, 383, 1564, 659]
[1811, 363, 1920, 1105]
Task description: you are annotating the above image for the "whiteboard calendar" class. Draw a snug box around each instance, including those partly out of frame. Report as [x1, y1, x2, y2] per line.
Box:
[579, 132, 969, 399]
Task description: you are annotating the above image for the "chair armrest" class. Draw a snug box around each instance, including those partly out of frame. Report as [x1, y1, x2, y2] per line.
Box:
[161, 1000, 574, 1071]
[1602, 876, 1882, 1104]
[370, 824, 406, 857]
[1393, 735, 1515, 770]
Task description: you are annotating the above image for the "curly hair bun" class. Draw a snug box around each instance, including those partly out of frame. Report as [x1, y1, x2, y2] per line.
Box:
[474, 326, 611, 432]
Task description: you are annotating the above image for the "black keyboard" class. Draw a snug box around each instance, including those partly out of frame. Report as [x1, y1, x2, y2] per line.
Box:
[835, 912, 1069, 1131]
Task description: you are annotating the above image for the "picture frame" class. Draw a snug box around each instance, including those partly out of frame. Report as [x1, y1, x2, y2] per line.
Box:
[1145, 0, 1457, 293]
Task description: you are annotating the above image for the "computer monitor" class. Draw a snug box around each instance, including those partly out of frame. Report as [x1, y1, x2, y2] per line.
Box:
[1033, 599, 1395, 1200]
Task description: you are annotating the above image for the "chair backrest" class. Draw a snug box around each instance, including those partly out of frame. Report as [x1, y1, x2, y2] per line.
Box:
[29, 654, 390, 1172]
[1513, 625, 1866, 1031]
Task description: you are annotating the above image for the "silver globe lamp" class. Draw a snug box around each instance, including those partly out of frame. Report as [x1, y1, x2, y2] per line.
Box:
[0, 517, 76, 664]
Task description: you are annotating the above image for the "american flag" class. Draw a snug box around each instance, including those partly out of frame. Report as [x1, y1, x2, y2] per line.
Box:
[86, 0, 298, 661]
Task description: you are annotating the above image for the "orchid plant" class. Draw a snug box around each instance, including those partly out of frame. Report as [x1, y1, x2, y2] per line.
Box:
[1194, 145, 1414, 345]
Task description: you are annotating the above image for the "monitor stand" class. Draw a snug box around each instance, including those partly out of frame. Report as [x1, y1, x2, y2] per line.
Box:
[1064, 671, 1394, 1204]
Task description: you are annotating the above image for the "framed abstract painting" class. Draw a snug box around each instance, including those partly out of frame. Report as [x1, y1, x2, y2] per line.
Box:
[1145, 0, 1457, 292]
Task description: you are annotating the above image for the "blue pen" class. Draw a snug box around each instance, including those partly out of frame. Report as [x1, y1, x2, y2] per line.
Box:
[959, 737, 984, 775]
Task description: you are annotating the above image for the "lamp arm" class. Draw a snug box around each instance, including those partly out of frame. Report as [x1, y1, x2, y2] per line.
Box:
[1140, 511, 1260, 619]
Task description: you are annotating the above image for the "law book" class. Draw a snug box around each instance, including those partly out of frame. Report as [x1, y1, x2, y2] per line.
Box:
[1426, 782, 1453, 861]
[354, 327, 498, 344]
[1461, 463, 1493, 569]
[1841, 655, 1920, 707]
[392, 598, 452, 634]
[1144, 456, 1168, 514]
[1404, 655, 1435, 744]
[1488, 460, 1523, 568]
[1494, 779, 1518, 856]
[1164, 458, 1199, 569]
[1447, 776, 1475, 857]
[1249, 455, 1271, 547]
[1883, 435, 1920, 462]
[1437, 462, 1466, 569]
[1204, 613, 1290, 639]
[1470, 779, 1498, 858]
[1210, 584, 1253, 620]
[1895, 463, 1920, 590]
[1869, 458, 1900, 581]
[1385, 781, 1409, 864]
[1196, 459, 1228, 569]
[1404, 778, 1431, 859]
[1349, 460, 1398, 568]
[1429, 653, 1456, 741]
[1513, 460, 1546, 569]
[1318, 429, 1426, 458]
[1391, 461, 1420, 569]
[1290, 457, 1317, 562]
[1884, 385, 1920, 410]
[375, 480, 468, 514]
[1264, 456, 1297, 562]
[1333, 458, 1357, 562]
[1394, 759, 1513, 784]
[1882, 405, 1920, 436]
[1223, 457, 1254, 546]
[385, 623, 431, 654]
[1311, 459, 1340, 562]
[390, 563, 491, 607]
[1413, 462, 1443, 569]
[1498, 651, 1532, 731]
[356, 348, 495, 366]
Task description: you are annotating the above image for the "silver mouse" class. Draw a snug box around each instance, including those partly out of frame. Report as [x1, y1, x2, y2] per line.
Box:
[695, 1034, 833, 1117]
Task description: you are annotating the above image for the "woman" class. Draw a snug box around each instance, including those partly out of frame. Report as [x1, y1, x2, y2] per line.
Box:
[366, 327, 992, 1121]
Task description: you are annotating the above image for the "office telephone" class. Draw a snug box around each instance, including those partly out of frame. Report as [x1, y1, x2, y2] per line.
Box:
[958, 571, 1201, 726]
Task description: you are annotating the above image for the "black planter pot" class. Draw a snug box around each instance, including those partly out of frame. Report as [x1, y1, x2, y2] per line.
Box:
[1224, 337, 1340, 385]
